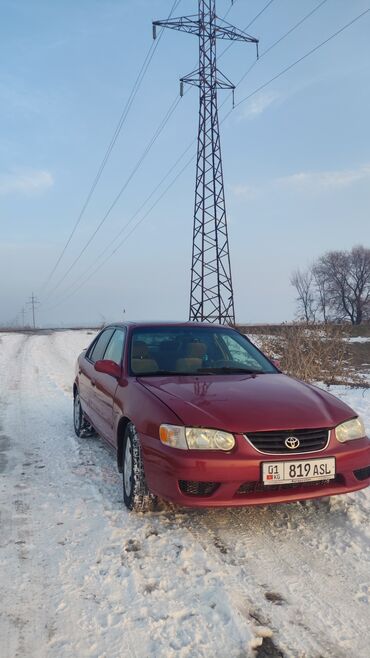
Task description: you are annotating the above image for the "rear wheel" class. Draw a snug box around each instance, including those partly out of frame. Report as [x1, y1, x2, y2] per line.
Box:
[73, 392, 95, 438]
[122, 423, 156, 512]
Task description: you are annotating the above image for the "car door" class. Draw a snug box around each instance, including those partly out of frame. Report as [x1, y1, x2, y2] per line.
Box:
[79, 328, 115, 428]
[91, 328, 126, 444]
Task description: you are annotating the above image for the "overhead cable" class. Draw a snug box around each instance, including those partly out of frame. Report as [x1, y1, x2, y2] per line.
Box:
[42, 0, 182, 290]
[45, 0, 332, 306]
[41, 6, 369, 311]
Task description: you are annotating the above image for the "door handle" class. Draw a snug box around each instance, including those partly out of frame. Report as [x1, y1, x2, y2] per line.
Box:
[91, 379, 96, 387]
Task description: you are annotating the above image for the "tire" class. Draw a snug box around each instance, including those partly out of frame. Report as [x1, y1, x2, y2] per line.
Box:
[122, 423, 156, 512]
[73, 391, 95, 438]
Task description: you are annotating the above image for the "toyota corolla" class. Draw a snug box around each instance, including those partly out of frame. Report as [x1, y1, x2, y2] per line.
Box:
[73, 322, 370, 511]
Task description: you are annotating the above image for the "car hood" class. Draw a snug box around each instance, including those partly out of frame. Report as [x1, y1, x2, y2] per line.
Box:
[138, 373, 356, 433]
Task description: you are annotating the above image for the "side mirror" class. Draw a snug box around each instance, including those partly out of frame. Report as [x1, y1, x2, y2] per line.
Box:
[94, 360, 122, 379]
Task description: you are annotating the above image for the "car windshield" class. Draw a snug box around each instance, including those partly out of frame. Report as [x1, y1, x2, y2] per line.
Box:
[130, 326, 277, 376]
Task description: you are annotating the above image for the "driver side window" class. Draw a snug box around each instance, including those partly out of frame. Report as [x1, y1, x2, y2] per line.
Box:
[87, 328, 115, 364]
[103, 329, 126, 366]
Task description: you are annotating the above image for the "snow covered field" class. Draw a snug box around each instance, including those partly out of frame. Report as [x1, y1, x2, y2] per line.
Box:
[1, 330, 370, 658]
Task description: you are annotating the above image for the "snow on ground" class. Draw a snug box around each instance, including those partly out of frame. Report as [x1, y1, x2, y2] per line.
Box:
[1, 330, 370, 658]
[347, 337, 370, 343]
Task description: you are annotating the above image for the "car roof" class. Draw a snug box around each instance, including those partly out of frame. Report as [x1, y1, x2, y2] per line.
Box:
[102, 321, 232, 331]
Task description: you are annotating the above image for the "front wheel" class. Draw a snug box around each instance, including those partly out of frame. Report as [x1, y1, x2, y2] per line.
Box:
[73, 392, 95, 438]
[122, 423, 156, 512]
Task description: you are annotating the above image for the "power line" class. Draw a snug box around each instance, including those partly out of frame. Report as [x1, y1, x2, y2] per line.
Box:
[44, 140, 197, 305]
[41, 6, 369, 313]
[223, 0, 240, 21]
[42, 153, 196, 313]
[227, 0, 330, 93]
[261, 0, 329, 59]
[244, 0, 275, 30]
[43, 0, 329, 306]
[234, 7, 370, 112]
[219, 0, 276, 58]
[42, 93, 183, 303]
[41, 0, 182, 291]
[40, 0, 271, 306]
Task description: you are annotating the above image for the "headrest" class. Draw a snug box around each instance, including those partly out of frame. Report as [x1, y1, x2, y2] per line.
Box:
[158, 340, 178, 354]
[186, 341, 207, 358]
[132, 341, 150, 359]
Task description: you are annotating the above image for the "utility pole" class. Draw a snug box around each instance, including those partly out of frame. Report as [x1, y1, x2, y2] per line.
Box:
[153, 1, 258, 324]
[27, 293, 39, 329]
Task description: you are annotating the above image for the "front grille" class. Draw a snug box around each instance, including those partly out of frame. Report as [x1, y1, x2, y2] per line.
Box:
[179, 480, 219, 497]
[237, 475, 343, 495]
[245, 428, 329, 454]
[354, 466, 370, 481]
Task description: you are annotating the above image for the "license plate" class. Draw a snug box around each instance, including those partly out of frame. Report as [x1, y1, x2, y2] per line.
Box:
[262, 458, 335, 485]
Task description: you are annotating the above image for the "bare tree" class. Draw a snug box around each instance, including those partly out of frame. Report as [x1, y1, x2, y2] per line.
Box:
[350, 245, 370, 324]
[312, 262, 330, 323]
[290, 269, 316, 323]
[315, 246, 370, 325]
[292, 246, 370, 325]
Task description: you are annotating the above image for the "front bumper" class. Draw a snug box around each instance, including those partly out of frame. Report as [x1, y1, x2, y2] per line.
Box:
[141, 430, 370, 507]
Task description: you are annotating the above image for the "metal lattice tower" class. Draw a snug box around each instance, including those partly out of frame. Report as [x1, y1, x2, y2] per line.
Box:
[153, 1, 258, 324]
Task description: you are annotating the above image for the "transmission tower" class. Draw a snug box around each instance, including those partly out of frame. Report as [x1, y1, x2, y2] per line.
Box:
[27, 293, 40, 329]
[154, 1, 258, 324]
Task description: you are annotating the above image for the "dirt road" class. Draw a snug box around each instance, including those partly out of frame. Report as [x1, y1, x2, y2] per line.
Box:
[1, 331, 370, 657]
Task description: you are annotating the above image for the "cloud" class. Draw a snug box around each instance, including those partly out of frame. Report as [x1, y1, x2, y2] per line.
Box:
[229, 183, 258, 200]
[230, 165, 370, 203]
[0, 169, 54, 196]
[240, 91, 281, 120]
[275, 165, 370, 192]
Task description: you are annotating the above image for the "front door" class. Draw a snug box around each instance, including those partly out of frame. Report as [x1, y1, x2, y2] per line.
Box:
[91, 328, 126, 443]
[82, 327, 115, 430]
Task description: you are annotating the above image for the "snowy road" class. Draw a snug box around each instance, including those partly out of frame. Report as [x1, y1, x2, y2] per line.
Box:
[1, 330, 370, 658]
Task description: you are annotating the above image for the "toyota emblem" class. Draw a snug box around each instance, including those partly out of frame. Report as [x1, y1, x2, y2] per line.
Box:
[285, 436, 300, 450]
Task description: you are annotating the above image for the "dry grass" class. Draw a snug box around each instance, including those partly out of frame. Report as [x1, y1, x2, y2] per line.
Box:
[257, 323, 367, 387]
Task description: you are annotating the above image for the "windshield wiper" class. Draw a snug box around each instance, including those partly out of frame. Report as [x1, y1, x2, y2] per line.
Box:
[136, 371, 212, 376]
[157, 370, 208, 376]
[197, 366, 263, 374]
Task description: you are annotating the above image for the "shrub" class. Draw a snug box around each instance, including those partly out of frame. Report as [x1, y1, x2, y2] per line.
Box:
[258, 323, 365, 387]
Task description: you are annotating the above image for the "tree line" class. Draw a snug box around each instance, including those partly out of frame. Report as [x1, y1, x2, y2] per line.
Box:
[291, 245, 370, 325]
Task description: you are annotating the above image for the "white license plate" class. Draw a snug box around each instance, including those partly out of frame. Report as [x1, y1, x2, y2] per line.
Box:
[262, 458, 335, 486]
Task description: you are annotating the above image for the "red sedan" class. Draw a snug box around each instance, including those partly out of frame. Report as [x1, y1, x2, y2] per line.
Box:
[73, 322, 370, 511]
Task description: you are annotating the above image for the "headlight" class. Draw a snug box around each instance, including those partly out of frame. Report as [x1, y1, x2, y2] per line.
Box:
[186, 428, 235, 451]
[335, 417, 366, 443]
[159, 424, 235, 451]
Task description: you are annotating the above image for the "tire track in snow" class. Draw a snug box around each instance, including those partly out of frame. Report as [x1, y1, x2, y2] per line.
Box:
[1, 333, 258, 657]
[2, 331, 369, 658]
[186, 497, 370, 657]
[0, 333, 52, 658]
[33, 336, 262, 658]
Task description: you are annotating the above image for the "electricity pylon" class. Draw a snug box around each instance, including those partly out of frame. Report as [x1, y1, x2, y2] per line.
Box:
[154, 1, 258, 324]
[27, 293, 40, 329]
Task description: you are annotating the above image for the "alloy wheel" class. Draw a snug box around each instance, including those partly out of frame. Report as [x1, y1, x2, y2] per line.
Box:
[124, 438, 133, 497]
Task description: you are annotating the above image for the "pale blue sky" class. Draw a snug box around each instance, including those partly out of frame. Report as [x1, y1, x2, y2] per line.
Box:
[1, 0, 369, 326]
